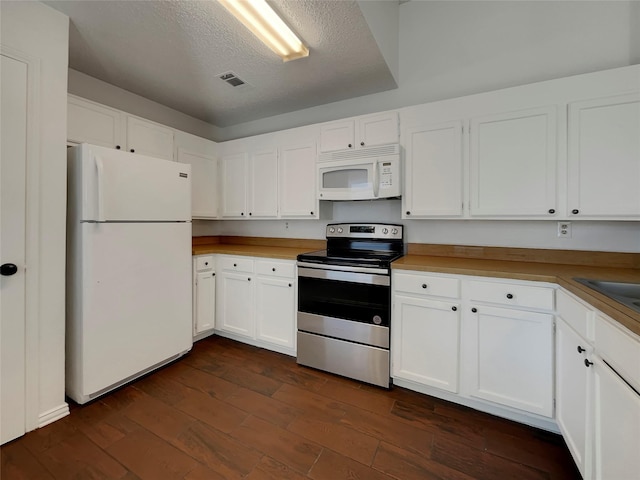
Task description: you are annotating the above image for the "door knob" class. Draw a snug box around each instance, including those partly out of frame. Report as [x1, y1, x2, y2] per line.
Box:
[1, 263, 18, 276]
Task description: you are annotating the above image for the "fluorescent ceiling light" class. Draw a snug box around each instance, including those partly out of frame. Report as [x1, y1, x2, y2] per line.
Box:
[219, 0, 309, 62]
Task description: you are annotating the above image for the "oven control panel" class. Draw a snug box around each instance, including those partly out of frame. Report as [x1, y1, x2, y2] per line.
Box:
[326, 223, 403, 240]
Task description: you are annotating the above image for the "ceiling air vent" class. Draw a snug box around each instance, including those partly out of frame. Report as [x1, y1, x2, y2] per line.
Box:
[219, 71, 246, 87]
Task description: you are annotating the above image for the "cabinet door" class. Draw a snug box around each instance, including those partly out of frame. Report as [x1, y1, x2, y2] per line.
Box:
[255, 276, 296, 350]
[279, 143, 318, 218]
[194, 271, 215, 335]
[568, 93, 640, 218]
[403, 121, 463, 217]
[358, 112, 399, 148]
[217, 272, 253, 338]
[319, 120, 354, 152]
[467, 305, 554, 417]
[221, 152, 248, 218]
[67, 95, 124, 149]
[392, 295, 460, 393]
[592, 356, 640, 480]
[556, 319, 591, 479]
[125, 116, 174, 161]
[248, 149, 278, 218]
[469, 106, 557, 217]
[178, 148, 218, 219]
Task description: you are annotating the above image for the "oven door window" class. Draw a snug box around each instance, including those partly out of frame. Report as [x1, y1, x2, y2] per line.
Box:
[298, 276, 390, 326]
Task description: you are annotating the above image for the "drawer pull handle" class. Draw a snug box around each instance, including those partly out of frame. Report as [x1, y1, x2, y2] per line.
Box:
[421, 284, 427, 289]
[506, 293, 513, 299]
[584, 359, 593, 368]
[471, 308, 477, 313]
[577, 346, 585, 353]
[451, 306, 457, 311]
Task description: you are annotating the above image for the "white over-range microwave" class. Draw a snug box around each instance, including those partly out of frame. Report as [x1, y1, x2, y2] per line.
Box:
[317, 144, 401, 201]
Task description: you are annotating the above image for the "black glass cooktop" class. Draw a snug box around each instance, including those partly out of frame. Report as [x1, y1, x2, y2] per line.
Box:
[297, 249, 403, 268]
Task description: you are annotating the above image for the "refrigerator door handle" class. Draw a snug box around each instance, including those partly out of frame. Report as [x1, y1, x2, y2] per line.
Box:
[95, 155, 105, 222]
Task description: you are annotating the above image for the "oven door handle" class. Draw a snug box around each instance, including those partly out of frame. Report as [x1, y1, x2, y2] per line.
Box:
[297, 261, 389, 275]
[372, 159, 379, 198]
[297, 266, 390, 286]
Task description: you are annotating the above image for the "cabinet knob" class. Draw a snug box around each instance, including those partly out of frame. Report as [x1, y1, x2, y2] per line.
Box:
[115, 145, 121, 150]
[241, 212, 244, 216]
[0, 263, 18, 276]
[577, 346, 585, 353]
[406, 211, 411, 215]
[548, 209, 555, 214]
[572, 209, 579, 215]
[584, 359, 593, 367]
[249, 212, 252, 216]
[288, 283, 292, 287]
[348, 143, 352, 148]
[471, 307, 477, 313]
[506, 293, 513, 299]
[248, 277, 251, 281]
[233, 263, 237, 267]
[130, 149, 135, 153]
[421, 284, 427, 289]
[451, 306, 457, 311]
[272, 267, 276, 272]
[204, 262, 208, 266]
[212, 273, 215, 276]
[310, 211, 314, 215]
[360, 141, 365, 146]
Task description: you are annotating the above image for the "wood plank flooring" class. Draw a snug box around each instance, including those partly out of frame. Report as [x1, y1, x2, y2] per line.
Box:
[1, 336, 581, 479]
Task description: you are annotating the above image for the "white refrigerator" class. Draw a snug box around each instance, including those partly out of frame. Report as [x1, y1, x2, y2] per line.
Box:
[66, 143, 193, 404]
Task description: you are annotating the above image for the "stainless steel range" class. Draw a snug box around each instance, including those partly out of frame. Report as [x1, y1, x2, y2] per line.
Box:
[296, 223, 404, 388]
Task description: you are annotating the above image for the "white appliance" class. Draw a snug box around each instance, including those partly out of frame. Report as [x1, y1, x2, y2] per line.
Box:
[66, 143, 192, 404]
[317, 144, 401, 201]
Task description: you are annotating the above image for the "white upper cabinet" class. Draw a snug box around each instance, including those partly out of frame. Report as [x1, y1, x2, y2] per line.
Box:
[469, 106, 558, 217]
[279, 142, 318, 218]
[319, 111, 399, 152]
[403, 121, 463, 218]
[175, 131, 219, 219]
[248, 149, 278, 218]
[68, 95, 124, 149]
[125, 115, 174, 161]
[221, 151, 249, 218]
[568, 93, 640, 219]
[67, 95, 175, 161]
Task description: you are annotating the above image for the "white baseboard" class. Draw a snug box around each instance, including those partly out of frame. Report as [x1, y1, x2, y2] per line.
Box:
[38, 403, 69, 428]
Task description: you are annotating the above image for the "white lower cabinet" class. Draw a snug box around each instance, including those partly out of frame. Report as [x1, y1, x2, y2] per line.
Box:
[392, 270, 556, 429]
[192, 255, 216, 339]
[466, 305, 554, 417]
[556, 288, 640, 479]
[215, 255, 296, 355]
[392, 295, 460, 393]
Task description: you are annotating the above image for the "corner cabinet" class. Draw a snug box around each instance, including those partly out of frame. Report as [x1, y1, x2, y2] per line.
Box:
[319, 111, 399, 152]
[567, 93, 640, 219]
[193, 255, 215, 340]
[469, 106, 558, 217]
[215, 255, 297, 356]
[402, 121, 463, 218]
[279, 142, 319, 218]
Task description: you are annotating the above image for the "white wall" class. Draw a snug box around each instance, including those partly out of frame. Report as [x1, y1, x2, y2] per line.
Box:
[1, 1, 70, 428]
[219, 0, 640, 141]
[68, 69, 221, 142]
[194, 200, 640, 253]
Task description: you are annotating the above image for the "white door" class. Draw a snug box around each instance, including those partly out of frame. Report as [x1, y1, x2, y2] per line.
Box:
[177, 148, 218, 219]
[392, 295, 460, 393]
[125, 116, 174, 161]
[67, 95, 124, 149]
[255, 276, 295, 349]
[403, 121, 463, 217]
[221, 153, 248, 218]
[358, 112, 399, 148]
[279, 143, 318, 218]
[194, 271, 215, 335]
[217, 272, 254, 338]
[1, 53, 28, 444]
[319, 120, 354, 152]
[249, 149, 278, 218]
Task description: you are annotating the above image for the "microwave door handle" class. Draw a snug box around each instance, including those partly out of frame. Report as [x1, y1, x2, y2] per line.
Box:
[95, 155, 105, 222]
[373, 160, 379, 198]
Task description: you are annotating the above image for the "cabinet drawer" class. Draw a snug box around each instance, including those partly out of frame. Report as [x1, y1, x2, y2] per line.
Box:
[219, 256, 254, 273]
[468, 280, 554, 310]
[557, 289, 592, 340]
[256, 259, 295, 279]
[394, 272, 460, 298]
[195, 255, 214, 272]
[595, 314, 640, 391]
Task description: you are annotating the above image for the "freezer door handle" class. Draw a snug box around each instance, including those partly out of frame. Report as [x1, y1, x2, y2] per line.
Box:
[95, 155, 106, 222]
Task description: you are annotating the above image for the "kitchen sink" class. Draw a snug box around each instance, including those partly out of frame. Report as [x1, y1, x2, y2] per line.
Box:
[574, 278, 640, 314]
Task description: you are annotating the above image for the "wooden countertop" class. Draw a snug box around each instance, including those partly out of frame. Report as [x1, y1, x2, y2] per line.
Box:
[192, 236, 640, 336]
[394, 254, 640, 336]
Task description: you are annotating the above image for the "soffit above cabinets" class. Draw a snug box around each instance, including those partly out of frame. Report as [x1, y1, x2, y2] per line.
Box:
[45, 0, 399, 128]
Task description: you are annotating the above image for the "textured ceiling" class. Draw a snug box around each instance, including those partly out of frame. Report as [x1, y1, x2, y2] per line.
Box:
[45, 0, 398, 127]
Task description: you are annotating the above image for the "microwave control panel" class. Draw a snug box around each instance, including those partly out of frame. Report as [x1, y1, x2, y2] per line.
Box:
[380, 162, 393, 187]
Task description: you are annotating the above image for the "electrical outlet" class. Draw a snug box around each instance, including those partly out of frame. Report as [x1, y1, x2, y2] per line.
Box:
[557, 222, 572, 238]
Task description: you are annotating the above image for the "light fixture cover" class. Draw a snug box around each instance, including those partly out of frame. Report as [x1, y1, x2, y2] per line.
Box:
[219, 0, 309, 62]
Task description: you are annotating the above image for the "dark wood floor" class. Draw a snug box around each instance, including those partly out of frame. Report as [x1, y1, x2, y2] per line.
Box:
[2, 336, 580, 479]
